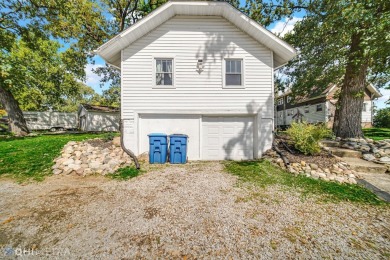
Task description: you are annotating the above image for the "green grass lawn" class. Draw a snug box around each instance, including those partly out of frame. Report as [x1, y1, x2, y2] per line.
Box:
[363, 127, 390, 141]
[0, 133, 107, 181]
[224, 160, 385, 205]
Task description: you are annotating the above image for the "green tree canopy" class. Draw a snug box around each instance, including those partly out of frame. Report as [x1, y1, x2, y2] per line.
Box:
[373, 107, 390, 128]
[246, 0, 389, 138]
[0, 0, 109, 135]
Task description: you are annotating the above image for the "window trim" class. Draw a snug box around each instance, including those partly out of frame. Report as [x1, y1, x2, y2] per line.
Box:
[152, 57, 175, 89]
[362, 102, 367, 112]
[222, 58, 245, 89]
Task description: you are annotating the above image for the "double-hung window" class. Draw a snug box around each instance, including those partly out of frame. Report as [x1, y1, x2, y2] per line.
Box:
[362, 102, 367, 112]
[225, 59, 242, 86]
[156, 59, 173, 86]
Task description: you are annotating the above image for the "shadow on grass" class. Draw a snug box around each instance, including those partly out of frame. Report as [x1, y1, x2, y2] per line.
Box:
[224, 160, 385, 205]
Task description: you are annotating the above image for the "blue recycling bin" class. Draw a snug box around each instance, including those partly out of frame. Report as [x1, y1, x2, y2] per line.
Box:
[169, 134, 188, 164]
[148, 133, 168, 164]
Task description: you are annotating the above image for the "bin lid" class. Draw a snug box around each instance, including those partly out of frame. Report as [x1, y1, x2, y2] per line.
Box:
[169, 134, 188, 137]
[148, 133, 167, 137]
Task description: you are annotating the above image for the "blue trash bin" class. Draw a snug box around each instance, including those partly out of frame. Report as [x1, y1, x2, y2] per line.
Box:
[169, 134, 188, 164]
[148, 133, 168, 164]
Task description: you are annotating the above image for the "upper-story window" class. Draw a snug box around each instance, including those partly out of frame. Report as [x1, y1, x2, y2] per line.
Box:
[225, 59, 242, 86]
[362, 102, 367, 112]
[277, 98, 284, 105]
[287, 96, 292, 103]
[156, 59, 173, 86]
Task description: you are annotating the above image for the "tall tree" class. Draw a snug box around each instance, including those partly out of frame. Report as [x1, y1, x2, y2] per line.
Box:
[246, 0, 390, 138]
[0, 0, 108, 135]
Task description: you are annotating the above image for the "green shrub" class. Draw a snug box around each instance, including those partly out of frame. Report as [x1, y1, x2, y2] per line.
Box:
[373, 107, 390, 128]
[286, 122, 331, 155]
[102, 132, 116, 141]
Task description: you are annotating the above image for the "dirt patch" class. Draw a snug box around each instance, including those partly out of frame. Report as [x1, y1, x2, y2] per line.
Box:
[0, 162, 389, 259]
[276, 136, 340, 169]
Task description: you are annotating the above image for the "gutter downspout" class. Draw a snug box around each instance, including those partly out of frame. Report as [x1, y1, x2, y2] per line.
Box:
[120, 119, 140, 169]
[93, 49, 140, 169]
[119, 49, 140, 169]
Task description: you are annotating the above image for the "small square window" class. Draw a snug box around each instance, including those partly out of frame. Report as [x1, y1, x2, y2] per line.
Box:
[362, 102, 367, 112]
[225, 59, 242, 86]
[155, 59, 173, 86]
[316, 104, 323, 112]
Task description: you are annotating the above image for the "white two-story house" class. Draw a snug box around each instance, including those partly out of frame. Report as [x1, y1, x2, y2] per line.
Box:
[95, 1, 296, 160]
[275, 84, 382, 129]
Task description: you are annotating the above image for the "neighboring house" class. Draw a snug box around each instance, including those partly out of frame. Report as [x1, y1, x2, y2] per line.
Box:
[23, 111, 78, 131]
[95, 1, 296, 160]
[78, 104, 120, 132]
[275, 84, 382, 128]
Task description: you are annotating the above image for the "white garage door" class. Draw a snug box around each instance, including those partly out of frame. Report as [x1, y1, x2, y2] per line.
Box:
[202, 116, 254, 160]
[139, 114, 201, 160]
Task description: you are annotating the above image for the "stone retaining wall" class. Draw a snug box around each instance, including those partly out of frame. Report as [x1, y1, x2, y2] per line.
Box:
[52, 137, 131, 176]
[339, 138, 390, 164]
[264, 150, 359, 184]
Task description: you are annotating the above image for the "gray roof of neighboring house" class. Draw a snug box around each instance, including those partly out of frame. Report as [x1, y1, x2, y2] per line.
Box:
[80, 104, 120, 113]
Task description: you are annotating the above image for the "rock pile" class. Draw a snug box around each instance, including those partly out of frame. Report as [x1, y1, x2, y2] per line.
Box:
[264, 150, 359, 184]
[338, 138, 390, 164]
[52, 137, 131, 176]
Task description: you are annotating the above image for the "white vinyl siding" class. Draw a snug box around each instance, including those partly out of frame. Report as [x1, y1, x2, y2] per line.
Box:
[361, 101, 372, 123]
[121, 16, 273, 156]
[277, 103, 327, 126]
[85, 112, 120, 132]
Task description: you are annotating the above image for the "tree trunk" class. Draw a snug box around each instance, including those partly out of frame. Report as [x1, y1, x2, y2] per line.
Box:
[334, 33, 367, 139]
[0, 85, 29, 136]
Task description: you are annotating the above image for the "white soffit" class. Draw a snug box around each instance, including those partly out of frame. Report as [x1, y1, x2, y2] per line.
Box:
[95, 1, 297, 68]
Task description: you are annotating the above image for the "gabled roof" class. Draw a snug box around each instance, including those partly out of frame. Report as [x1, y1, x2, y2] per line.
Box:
[277, 83, 382, 103]
[80, 104, 119, 113]
[367, 83, 383, 98]
[95, 1, 297, 69]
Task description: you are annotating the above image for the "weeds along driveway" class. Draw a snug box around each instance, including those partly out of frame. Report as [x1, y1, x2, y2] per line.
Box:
[0, 161, 389, 259]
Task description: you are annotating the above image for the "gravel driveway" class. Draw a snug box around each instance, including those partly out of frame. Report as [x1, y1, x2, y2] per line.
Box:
[0, 162, 389, 259]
